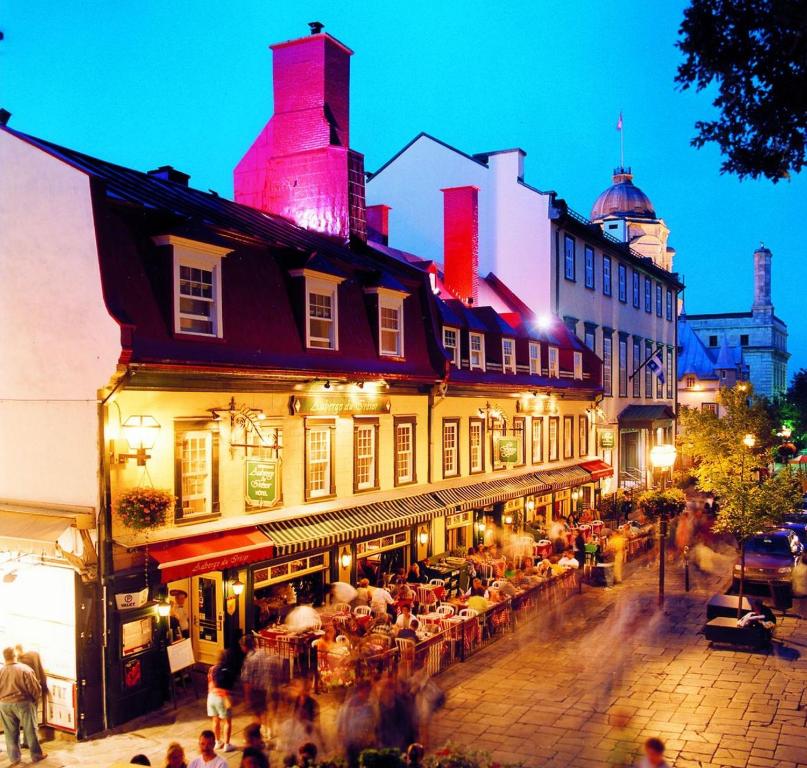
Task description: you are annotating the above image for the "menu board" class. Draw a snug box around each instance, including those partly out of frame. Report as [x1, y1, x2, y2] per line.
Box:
[45, 676, 77, 734]
[121, 616, 153, 657]
[167, 638, 194, 674]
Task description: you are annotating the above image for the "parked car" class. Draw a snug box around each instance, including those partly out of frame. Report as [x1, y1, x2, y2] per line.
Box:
[781, 513, 807, 546]
[734, 529, 805, 597]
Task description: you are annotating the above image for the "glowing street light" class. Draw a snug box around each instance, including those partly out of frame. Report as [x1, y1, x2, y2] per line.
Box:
[649, 443, 677, 608]
[743, 433, 756, 449]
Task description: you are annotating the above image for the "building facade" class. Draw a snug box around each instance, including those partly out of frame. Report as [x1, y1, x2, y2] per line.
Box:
[684, 246, 789, 399]
[366, 137, 682, 489]
[0, 25, 610, 733]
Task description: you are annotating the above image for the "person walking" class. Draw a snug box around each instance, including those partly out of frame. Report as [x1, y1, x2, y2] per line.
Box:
[206, 653, 235, 753]
[0, 646, 46, 764]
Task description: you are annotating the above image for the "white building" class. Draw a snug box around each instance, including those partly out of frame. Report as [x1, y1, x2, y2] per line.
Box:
[367, 135, 682, 489]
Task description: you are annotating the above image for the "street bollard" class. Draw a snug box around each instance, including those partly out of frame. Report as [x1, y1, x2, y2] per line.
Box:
[684, 545, 690, 592]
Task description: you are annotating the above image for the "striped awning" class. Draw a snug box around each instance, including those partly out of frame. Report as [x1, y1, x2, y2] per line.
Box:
[536, 465, 591, 491]
[259, 493, 442, 555]
[579, 459, 614, 481]
[432, 473, 551, 512]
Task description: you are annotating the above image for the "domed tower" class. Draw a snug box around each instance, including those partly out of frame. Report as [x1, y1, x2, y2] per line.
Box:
[590, 167, 674, 272]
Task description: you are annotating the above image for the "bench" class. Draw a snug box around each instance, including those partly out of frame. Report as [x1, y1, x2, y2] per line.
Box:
[706, 593, 753, 620]
[703, 617, 770, 649]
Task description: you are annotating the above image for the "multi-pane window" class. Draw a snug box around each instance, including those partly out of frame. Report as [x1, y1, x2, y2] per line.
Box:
[443, 327, 460, 366]
[502, 338, 516, 374]
[307, 280, 338, 349]
[548, 417, 559, 461]
[702, 402, 718, 414]
[380, 296, 404, 356]
[531, 417, 543, 463]
[394, 419, 415, 485]
[666, 289, 673, 321]
[513, 417, 526, 465]
[178, 430, 214, 519]
[563, 416, 574, 459]
[603, 336, 613, 397]
[469, 418, 484, 473]
[685, 375, 695, 388]
[666, 349, 674, 398]
[177, 263, 217, 336]
[584, 329, 595, 351]
[655, 283, 663, 317]
[529, 342, 541, 375]
[548, 346, 559, 378]
[579, 415, 588, 457]
[644, 277, 652, 313]
[443, 420, 459, 477]
[584, 246, 595, 289]
[645, 341, 654, 398]
[564, 235, 576, 280]
[632, 271, 640, 308]
[632, 339, 641, 397]
[573, 351, 583, 380]
[618, 338, 628, 397]
[602, 256, 612, 296]
[354, 421, 377, 491]
[306, 422, 333, 499]
[469, 332, 485, 370]
[656, 347, 665, 398]
[618, 264, 627, 302]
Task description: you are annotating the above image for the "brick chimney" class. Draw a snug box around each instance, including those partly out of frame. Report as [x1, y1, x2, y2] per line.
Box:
[234, 23, 366, 242]
[366, 204, 391, 245]
[441, 186, 479, 306]
[752, 244, 773, 315]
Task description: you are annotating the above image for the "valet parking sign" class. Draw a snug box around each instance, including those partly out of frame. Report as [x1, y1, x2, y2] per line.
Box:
[245, 457, 280, 507]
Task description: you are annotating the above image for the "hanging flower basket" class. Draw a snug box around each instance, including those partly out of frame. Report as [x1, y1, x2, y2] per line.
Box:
[117, 488, 174, 531]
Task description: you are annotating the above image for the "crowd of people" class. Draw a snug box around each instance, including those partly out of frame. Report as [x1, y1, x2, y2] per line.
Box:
[0, 644, 49, 764]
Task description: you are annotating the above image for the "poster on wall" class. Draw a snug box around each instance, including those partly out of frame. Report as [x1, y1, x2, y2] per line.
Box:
[45, 676, 77, 733]
[495, 436, 519, 464]
[245, 457, 280, 507]
[123, 657, 142, 689]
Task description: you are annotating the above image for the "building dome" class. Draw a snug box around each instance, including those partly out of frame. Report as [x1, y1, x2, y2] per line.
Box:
[590, 167, 656, 221]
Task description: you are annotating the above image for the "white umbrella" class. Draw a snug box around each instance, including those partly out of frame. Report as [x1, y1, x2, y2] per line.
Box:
[331, 581, 358, 603]
[285, 605, 321, 632]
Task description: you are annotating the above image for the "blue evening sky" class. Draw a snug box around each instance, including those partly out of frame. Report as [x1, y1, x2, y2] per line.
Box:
[3, 1, 805, 377]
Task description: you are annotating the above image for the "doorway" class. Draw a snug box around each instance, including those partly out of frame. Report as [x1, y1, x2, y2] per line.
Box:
[168, 572, 224, 666]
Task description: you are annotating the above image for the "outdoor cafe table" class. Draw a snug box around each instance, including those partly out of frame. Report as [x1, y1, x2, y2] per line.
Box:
[257, 626, 319, 677]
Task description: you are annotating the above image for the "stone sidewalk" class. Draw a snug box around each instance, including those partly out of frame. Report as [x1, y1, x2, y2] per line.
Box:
[3, 556, 805, 768]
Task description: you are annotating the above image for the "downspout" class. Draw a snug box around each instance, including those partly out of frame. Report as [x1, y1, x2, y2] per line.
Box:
[553, 226, 560, 315]
[427, 362, 450, 485]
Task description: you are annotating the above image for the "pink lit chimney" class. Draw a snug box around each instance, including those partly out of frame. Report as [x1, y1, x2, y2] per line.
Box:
[234, 22, 366, 242]
[441, 186, 479, 305]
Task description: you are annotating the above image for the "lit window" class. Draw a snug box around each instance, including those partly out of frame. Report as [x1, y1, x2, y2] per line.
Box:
[702, 402, 718, 414]
[307, 278, 339, 350]
[513, 417, 526, 465]
[579, 415, 588, 456]
[443, 420, 459, 477]
[502, 338, 516, 374]
[584, 246, 595, 289]
[443, 327, 460, 366]
[531, 417, 543, 463]
[354, 421, 377, 491]
[603, 337, 613, 397]
[529, 342, 541, 375]
[379, 295, 404, 356]
[564, 235, 576, 281]
[306, 423, 333, 498]
[469, 333, 485, 371]
[469, 419, 484, 473]
[178, 430, 214, 519]
[574, 351, 583, 380]
[548, 417, 559, 461]
[685, 375, 695, 388]
[548, 346, 559, 378]
[395, 420, 415, 485]
[563, 416, 574, 459]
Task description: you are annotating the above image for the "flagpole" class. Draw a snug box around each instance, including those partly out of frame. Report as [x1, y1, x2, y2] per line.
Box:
[620, 111, 624, 169]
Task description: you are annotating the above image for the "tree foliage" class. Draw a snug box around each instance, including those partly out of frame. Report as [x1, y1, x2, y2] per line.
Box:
[783, 368, 807, 443]
[636, 488, 687, 521]
[676, 0, 807, 182]
[679, 384, 802, 541]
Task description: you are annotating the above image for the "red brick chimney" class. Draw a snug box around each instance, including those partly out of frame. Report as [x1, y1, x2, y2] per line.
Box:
[441, 186, 479, 305]
[366, 204, 391, 245]
[234, 23, 366, 242]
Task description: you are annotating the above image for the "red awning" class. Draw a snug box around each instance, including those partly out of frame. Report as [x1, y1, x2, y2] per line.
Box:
[149, 527, 273, 583]
[580, 460, 614, 481]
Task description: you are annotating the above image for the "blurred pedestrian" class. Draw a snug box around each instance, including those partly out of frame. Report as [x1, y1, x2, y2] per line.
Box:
[336, 680, 376, 768]
[243, 722, 265, 752]
[240, 747, 270, 768]
[207, 652, 235, 752]
[189, 730, 227, 768]
[298, 742, 318, 768]
[130, 756, 151, 766]
[636, 737, 670, 768]
[406, 743, 425, 768]
[240, 634, 281, 739]
[374, 673, 416, 751]
[164, 741, 188, 768]
[0, 646, 46, 764]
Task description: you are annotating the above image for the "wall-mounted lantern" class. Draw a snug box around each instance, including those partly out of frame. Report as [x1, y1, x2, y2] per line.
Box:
[418, 527, 429, 546]
[120, 415, 161, 465]
[340, 547, 352, 569]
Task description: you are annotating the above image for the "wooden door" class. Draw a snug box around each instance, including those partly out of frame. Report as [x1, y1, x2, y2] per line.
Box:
[191, 572, 224, 666]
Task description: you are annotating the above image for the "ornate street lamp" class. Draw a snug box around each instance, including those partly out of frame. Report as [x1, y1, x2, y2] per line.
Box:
[650, 443, 677, 607]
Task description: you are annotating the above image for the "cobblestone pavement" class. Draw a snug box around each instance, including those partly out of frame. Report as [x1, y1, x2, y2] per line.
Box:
[4, 556, 805, 768]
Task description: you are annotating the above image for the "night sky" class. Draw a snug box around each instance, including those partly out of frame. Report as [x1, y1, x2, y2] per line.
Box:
[3, 1, 804, 376]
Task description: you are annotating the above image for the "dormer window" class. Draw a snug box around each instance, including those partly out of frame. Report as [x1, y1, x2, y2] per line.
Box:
[307, 278, 339, 350]
[685, 375, 695, 388]
[573, 351, 583, 380]
[529, 342, 541, 375]
[548, 346, 559, 378]
[154, 235, 231, 338]
[443, 327, 460, 366]
[379, 295, 404, 356]
[469, 332, 485, 371]
[502, 338, 516, 374]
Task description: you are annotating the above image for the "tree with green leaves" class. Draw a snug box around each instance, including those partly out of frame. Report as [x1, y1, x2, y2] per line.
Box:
[676, 0, 807, 182]
[679, 383, 802, 612]
[636, 488, 687, 522]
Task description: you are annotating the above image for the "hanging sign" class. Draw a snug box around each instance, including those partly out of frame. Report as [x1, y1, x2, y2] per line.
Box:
[245, 457, 280, 507]
[599, 430, 615, 449]
[496, 436, 519, 463]
[290, 394, 390, 416]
